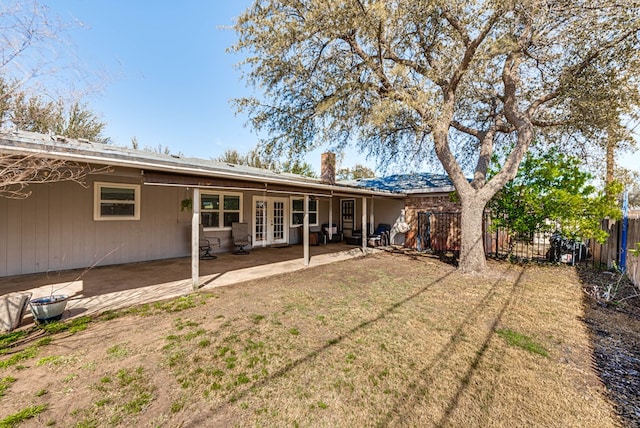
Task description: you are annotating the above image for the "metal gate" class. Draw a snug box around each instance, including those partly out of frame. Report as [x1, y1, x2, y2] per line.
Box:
[417, 212, 462, 253]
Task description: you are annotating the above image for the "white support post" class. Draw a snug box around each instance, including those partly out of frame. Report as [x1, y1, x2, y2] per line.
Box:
[191, 188, 200, 290]
[328, 198, 333, 240]
[362, 196, 367, 251]
[369, 198, 375, 234]
[303, 194, 310, 266]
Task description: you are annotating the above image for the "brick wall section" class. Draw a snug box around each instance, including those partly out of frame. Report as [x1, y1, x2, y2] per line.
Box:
[404, 194, 461, 248]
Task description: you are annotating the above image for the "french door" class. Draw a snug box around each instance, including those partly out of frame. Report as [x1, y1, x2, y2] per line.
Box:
[253, 196, 289, 246]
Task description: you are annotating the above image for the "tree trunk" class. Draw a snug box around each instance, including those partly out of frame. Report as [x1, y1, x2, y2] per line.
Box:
[606, 130, 615, 185]
[458, 195, 489, 273]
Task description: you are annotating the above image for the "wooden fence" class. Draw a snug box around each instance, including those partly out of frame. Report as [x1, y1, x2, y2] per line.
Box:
[628, 254, 640, 289]
[590, 215, 640, 284]
[624, 214, 640, 287]
[417, 211, 640, 277]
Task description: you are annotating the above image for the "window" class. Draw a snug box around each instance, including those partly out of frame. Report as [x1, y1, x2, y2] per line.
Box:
[201, 192, 242, 229]
[94, 182, 140, 221]
[291, 197, 318, 226]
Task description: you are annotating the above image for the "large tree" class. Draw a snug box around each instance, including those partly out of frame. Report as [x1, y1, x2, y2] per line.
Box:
[233, 0, 640, 272]
[1, 0, 108, 142]
[1, 0, 103, 102]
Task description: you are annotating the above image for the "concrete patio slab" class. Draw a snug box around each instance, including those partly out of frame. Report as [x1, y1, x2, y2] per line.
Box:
[0, 244, 378, 328]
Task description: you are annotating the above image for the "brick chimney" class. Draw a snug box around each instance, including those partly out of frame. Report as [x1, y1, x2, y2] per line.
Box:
[321, 152, 336, 185]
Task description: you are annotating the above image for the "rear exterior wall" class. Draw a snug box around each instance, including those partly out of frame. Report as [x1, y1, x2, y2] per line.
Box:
[0, 169, 192, 277]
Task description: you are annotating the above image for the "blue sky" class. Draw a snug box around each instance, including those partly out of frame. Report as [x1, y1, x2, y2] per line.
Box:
[48, 1, 274, 160]
[45, 1, 639, 177]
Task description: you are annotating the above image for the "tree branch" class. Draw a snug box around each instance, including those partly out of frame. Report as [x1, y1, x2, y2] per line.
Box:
[441, 7, 470, 46]
[446, 9, 503, 95]
[527, 26, 640, 116]
[0, 154, 112, 199]
[450, 120, 480, 138]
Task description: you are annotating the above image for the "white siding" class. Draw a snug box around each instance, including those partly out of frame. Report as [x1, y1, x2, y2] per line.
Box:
[0, 172, 192, 277]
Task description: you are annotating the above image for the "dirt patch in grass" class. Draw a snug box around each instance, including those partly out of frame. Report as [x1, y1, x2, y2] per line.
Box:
[578, 266, 640, 427]
[0, 253, 620, 427]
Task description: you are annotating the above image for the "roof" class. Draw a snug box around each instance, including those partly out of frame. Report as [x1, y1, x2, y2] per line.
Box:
[342, 173, 455, 194]
[0, 130, 402, 197]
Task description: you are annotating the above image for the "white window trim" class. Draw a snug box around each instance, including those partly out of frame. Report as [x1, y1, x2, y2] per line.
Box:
[94, 182, 141, 221]
[201, 191, 243, 230]
[290, 196, 318, 227]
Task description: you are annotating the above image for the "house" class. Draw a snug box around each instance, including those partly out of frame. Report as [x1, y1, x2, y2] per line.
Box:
[0, 130, 410, 285]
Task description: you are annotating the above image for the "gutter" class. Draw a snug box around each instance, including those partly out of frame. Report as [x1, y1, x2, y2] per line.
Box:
[0, 133, 404, 198]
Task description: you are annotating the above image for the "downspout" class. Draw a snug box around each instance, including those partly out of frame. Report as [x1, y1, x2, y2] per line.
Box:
[620, 191, 629, 272]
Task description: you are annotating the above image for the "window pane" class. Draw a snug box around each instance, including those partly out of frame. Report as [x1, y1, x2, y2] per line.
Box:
[309, 200, 317, 211]
[101, 187, 135, 201]
[292, 212, 304, 225]
[223, 195, 240, 210]
[201, 195, 219, 210]
[310, 213, 317, 224]
[223, 212, 240, 227]
[292, 199, 304, 212]
[101, 203, 135, 216]
[201, 212, 219, 228]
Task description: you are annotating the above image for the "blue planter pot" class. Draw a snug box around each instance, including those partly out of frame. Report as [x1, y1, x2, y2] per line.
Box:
[29, 295, 69, 323]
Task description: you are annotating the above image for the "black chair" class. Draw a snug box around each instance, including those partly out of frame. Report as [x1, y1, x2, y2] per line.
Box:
[346, 230, 362, 246]
[199, 224, 220, 260]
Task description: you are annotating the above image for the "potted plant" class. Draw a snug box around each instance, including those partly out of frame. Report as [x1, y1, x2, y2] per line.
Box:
[180, 198, 193, 211]
[29, 294, 69, 324]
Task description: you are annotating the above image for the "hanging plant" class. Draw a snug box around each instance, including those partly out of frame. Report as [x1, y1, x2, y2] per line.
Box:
[180, 198, 193, 211]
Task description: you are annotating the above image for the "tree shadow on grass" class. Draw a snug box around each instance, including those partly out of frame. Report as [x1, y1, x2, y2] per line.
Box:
[196, 262, 526, 428]
[195, 264, 459, 423]
[379, 264, 525, 427]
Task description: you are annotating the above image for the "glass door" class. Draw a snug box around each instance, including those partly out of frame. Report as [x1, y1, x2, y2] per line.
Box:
[271, 199, 286, 243]
[254, 199, 266, 244]
[253, 197, 288, 246]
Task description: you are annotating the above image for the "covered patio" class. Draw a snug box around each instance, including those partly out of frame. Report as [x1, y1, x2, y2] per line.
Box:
[0, 243, 375, 327]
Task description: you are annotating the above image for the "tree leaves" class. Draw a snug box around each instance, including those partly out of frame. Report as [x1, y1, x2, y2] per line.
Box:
[489, 148, 622, 243]
[0, 78, 109, 143]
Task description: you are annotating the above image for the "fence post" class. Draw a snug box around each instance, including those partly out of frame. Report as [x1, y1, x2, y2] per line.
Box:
[620, 191, 629, 272]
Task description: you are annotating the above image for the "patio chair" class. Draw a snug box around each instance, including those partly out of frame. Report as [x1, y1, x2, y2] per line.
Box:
[199, 224, 220, 260]
[368, 223, 391, 247]
[232, 222, 252, 255]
